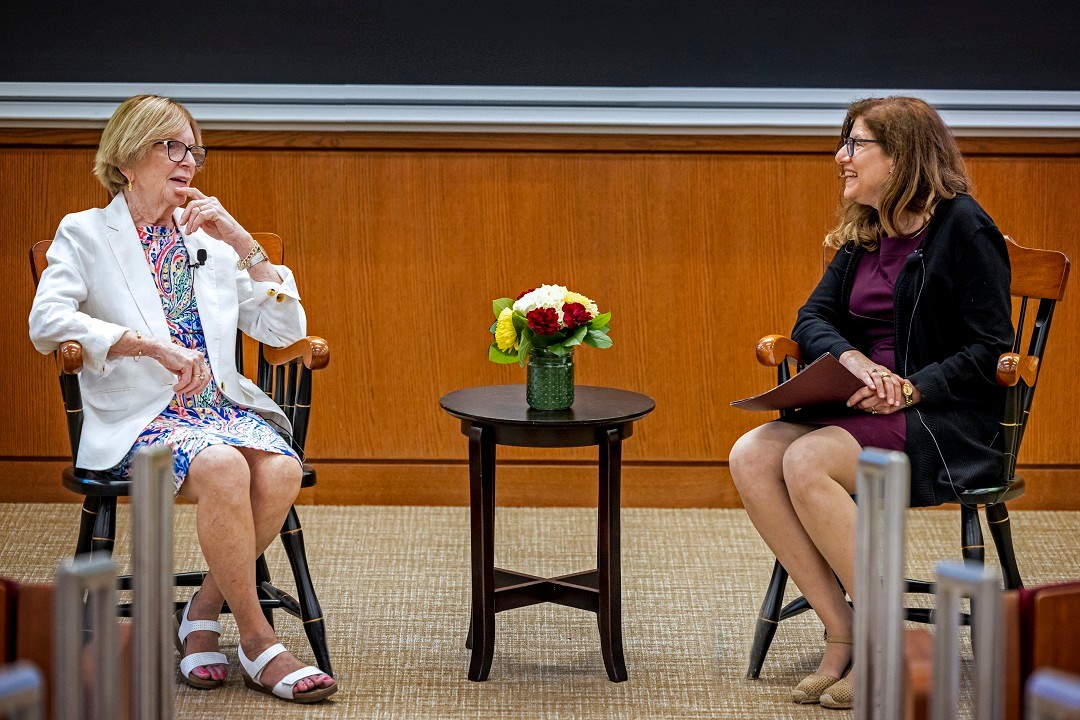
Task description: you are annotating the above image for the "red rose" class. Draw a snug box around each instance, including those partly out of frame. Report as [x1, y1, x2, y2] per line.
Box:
[526, 307, 561, 335]
[561, 302, 593, 328]
[516, 287, 536, 300]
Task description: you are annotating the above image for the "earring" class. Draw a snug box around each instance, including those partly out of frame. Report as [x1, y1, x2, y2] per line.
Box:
[127, 179, 133, 191]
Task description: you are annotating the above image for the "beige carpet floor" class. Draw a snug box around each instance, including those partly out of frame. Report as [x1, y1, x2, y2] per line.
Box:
[1, 503, 1078, 719]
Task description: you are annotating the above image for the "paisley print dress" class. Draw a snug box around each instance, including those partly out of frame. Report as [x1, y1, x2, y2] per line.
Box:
[109, 225, 299, 492]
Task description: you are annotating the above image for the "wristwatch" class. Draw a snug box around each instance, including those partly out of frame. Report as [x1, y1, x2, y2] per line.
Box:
[236, 243, 268, 271]
[902, 381, 914, 408]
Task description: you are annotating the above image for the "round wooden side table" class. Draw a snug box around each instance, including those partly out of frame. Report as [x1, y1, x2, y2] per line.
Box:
[439, 384, 655, 682]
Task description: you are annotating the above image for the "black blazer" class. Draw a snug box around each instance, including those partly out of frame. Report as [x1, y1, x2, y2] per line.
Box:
[791, 194, 1013, 506]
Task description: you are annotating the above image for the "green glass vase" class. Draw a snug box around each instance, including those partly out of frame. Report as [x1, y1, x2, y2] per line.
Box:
[526, 347, 575, 410]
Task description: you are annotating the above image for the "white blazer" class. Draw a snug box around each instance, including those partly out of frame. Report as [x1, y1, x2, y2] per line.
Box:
[29, 192, 307, 470]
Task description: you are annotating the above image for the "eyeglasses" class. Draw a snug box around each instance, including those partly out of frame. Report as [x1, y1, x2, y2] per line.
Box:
[157, 140, 207, 168]
[840, 135, 880, 158]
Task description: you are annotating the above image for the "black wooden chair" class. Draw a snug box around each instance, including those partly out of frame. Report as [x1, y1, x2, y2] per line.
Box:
[30, 232, 334, 676]
[744, 236, 1071, 680]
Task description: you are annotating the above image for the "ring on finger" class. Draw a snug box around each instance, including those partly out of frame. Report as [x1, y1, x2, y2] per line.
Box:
[870, 406, 878, 415]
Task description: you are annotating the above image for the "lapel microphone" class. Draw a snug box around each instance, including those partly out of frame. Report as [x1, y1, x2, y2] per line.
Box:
[189, 249, 208, 269]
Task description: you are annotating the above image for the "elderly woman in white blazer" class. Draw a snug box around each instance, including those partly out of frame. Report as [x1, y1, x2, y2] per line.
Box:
[29, 95, 336, 703]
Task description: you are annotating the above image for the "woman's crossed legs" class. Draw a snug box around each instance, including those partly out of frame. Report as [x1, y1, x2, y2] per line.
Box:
[178, 445, 334, 694]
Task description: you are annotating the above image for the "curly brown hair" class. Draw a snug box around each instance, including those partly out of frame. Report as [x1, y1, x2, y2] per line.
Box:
[825, 97, 970, 250]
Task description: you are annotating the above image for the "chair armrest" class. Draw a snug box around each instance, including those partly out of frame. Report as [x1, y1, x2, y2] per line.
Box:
[756, 335, 801, 367]
[996, 352, 1039, 387]
[53, 336, 332, 373]
[261, 336, 330, 371]
[56, 341, 83, 375]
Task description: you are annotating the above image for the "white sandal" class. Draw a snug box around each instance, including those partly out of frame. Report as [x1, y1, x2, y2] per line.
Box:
[238, 642, 337, 703]
[173, 593, 227, 690]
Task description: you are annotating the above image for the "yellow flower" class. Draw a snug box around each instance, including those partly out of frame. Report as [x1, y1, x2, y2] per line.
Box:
[564, 291, 599, 317]
[495, 308, 518, 351]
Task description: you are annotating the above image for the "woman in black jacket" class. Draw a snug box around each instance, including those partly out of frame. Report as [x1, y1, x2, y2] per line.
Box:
[729, 97, 1012, 710]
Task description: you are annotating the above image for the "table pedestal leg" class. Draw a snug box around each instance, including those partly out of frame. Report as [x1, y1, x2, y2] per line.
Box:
[467, 423, 496, 681]
[598, 426, 628, 682]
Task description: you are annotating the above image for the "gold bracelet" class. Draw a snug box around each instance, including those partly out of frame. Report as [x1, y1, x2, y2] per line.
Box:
[236, 242, 264, 271]
[134, 330, 142, 362]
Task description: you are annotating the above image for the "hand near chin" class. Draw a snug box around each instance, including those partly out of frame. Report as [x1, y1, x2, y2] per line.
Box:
[178, 186, 251, 249]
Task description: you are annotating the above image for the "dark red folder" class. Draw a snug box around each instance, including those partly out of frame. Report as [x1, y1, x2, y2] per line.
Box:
[731, 352, 865, 411]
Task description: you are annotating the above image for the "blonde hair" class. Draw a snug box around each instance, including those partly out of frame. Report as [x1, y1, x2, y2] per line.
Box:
[93, 95, 202, 197]
[825, 96, 970, 250]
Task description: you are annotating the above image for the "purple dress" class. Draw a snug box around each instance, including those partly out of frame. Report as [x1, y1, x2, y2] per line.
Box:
[791, 227, 927, 450]
[108, 225, 299, 492]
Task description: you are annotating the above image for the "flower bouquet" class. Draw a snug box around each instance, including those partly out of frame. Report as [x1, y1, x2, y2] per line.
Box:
[488, 285, 612, 410]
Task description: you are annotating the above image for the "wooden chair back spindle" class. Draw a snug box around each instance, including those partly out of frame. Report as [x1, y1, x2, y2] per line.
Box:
[998, 237, 1070, 487]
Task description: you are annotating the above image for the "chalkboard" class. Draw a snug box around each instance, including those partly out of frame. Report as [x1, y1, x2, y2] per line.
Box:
[3, 1, 1077, 90]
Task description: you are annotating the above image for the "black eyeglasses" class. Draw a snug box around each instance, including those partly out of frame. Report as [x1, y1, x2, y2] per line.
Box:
[157, 140, 207, 168]
[840, 135, 880, 158]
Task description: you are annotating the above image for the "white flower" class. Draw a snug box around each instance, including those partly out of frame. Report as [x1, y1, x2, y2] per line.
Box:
[512, 284, 569, 315]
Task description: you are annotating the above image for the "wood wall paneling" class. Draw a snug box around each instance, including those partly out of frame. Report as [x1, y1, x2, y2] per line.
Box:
[4, 130, 1078, 507]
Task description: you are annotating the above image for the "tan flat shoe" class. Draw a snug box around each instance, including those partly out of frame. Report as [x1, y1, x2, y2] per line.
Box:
[792, 672, 842, 704]
[820, 676, 854, 710]
[791, 635, 851, 705]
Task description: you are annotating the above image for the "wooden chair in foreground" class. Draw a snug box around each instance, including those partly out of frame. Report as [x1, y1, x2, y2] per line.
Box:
[745, 237, 1071, 680]
[29, 232, 334, 676]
